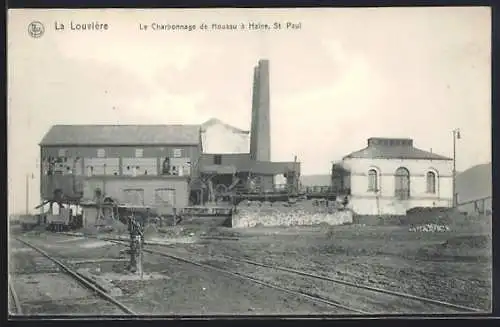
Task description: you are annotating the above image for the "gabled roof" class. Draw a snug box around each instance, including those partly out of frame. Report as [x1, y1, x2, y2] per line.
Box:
[344, 138, 452, 161]
[40, 124, 201, 146]
[201, 118, 249, 134]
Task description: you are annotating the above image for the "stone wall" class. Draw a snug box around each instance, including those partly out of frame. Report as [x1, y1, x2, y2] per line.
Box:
[232, 200, 353, 228]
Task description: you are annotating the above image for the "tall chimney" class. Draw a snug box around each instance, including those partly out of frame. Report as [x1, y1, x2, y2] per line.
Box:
[249, 65, 260, 159]
[250, 59, 271, 162]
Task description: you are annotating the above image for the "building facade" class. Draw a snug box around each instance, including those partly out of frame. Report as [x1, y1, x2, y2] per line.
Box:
[333, 137, 453, 215]
[200, 118, 250, 154]
[39, 124, 201, 209]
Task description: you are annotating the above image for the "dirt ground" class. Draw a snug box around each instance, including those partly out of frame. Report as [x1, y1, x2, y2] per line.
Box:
[8, 215, 492, 315]
[144, 218, 492, 312]
[8, 238, 130, 316]
[9, 234, 343, 315]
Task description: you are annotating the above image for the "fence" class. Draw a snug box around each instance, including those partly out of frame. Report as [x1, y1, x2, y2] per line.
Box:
[457, 196, 492, 216]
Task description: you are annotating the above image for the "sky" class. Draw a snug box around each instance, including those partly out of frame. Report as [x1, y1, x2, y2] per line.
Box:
[8, 7, 491, 214]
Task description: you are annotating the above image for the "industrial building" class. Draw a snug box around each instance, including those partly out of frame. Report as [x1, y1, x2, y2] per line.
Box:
[331, 137, 454, 215]
[38, 59, 301, 220]
[200, 118, 250, 154]
[194, 59, 300, 202]
[39, 124, 201, 210]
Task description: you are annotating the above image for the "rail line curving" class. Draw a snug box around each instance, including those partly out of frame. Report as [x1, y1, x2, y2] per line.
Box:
[13, 237, 138, 316]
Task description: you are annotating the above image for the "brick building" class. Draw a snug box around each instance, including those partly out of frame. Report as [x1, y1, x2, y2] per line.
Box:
[39, 124, 201, 209]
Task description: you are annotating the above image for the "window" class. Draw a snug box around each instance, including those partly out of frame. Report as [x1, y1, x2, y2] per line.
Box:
[154, 188, 176, 206]
[426, 171, 436, 193]
[123, 188, 145, 206]
[135, 148, 143, 158]
[368, 169, 378, 192]
[214, 155, 222, 165]
[173, 148, 182, 158]
[97, 149, 106, 158]
[122, 158, 156, 176]
[162, 158, 170, 175]
[395, 167, 410, 200]
[58, 149, 67, 157]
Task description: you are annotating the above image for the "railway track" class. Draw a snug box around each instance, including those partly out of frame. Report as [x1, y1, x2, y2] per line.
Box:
[197, 252, 484, 313]
[9, 280, 23, 315]
[103, 238, 367, 314]
[56, 232, 485, 314]
[97, 237, 476, 314]
[10, 237, 138, 316]
[141, 243, 483, 314]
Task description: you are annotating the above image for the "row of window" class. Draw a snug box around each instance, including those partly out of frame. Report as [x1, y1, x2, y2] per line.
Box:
[56, 148, 184, 159]
[44, 157, 191, 177]
[367, 167, 437, 200]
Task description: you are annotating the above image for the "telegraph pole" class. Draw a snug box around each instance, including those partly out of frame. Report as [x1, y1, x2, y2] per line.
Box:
[25, 173, 30, 215]
[452, 128, 461, 207]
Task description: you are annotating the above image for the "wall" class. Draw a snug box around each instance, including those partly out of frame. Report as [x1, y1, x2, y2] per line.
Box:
[232, 200, 353, 227]
[199, 153, 251, 166]
[41, 145, 199, 160]
[342, 157, 453, 215]
[81, 176, 190, 209]
[201, 122, 250, 154]
[40, 145, 200, 199]
[40, 175, 85, 199]
[349, 197, 452, 216]
[41, 145, 199, 175]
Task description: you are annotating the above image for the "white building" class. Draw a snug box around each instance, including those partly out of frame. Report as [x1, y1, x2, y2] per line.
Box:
[333, 137, 453, 215]
[200, 118, 250, 154]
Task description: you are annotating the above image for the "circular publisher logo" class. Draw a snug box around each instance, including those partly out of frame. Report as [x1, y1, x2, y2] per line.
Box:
[28, 21, 45, 38]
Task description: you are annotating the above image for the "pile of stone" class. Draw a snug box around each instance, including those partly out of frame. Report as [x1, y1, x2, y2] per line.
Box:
[408, 224, 450, 232]
[233, 200, 353, 228]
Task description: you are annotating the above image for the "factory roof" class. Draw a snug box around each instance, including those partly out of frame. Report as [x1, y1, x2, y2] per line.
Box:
[40, 124, 201, 146]
[201, 118, 249, 134]
[343, 137, 452, 161]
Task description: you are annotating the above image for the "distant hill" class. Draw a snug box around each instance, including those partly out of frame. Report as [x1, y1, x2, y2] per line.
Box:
[456, 162, 492, 204]
[300, 174, 330, 186]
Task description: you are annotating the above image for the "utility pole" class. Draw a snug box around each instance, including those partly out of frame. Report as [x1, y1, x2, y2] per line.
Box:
[452, 128, 461, 207]
[25, 173, 30, 215]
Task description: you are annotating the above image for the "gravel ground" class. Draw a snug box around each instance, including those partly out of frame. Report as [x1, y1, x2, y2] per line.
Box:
[11, 233, 344, 315]
[147, 223, 492, 312]
[194, 256, 464, 314]
[110, 252, 344, 315]
[10, 219, 492, 315]
[8, 238, 131, 316]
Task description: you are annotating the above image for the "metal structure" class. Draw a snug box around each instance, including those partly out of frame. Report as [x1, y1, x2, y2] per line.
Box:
[194, 167, 304, 206]
[452, 128, 461, 207]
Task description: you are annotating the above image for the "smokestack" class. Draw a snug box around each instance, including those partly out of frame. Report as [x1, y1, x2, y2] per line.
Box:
[249, 59, 271, 161]
[249, 65, 260, 159]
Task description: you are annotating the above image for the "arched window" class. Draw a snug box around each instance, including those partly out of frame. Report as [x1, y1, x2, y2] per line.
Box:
[395, 167, 410, 200]
[426, 171, 436, 193]
[368, 169, 378, 192]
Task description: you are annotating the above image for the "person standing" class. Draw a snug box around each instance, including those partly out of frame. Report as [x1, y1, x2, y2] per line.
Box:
[128, 215, 143, 273]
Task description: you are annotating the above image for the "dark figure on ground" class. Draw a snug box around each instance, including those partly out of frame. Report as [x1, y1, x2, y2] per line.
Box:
[128, 216, 143, 273]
